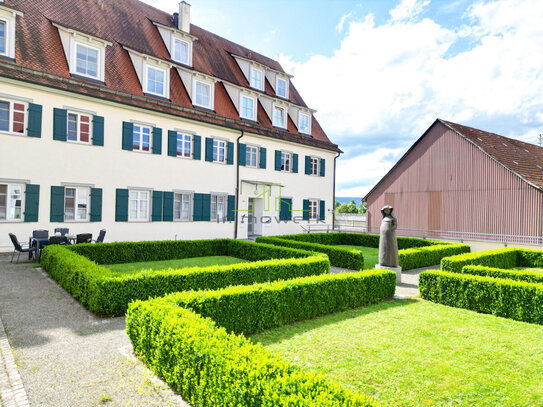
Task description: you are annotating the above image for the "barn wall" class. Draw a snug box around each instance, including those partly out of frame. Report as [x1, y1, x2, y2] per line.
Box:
[366, 122, 543, 240]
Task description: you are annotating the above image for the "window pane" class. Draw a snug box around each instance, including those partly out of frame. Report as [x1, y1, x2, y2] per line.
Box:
[0, 185, 6, 220]
[211, 196, 217, 220]
[174, 194, 182, 220]
[242, 97, 254, 119]
[76, 44, 99, 78]
[147, 67, 164, 95]
[251, 69, 262, 89]
[300, 114, 309, 133]
[273, 107, 284, 127]
[65, 188, 75, 220]
[277, 79, 287, 98]
[0, 21, 5, 54]
[195, 82, 210, 107]
[77, 189, 88, 220]
[9, 186, 22, 220]
[174, 39, 189, 63]
[0, 101, 9, 131]
[181, 195, 190, 220]
[67, 114, 78, 141]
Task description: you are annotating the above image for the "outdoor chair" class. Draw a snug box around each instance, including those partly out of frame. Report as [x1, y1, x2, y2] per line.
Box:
[32, 229, 49, 239]
[75, 233, 92, 244]
[54, 228, 69, 236]
[93, 229, 106, 243]
[49, 235, 68, 245]
[9, 233, 37, 263]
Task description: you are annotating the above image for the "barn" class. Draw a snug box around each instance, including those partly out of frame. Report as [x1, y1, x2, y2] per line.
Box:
[363, 119, 543, 245]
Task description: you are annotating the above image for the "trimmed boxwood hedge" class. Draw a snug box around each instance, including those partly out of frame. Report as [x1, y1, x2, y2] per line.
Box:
[126, 271, 394, 406]
[440, 248, 520, 274]
[40, 239, 330, 316]
[461, 265, 543, 284]
[257, 233, 470, 270]
[419, 270, 543, 324]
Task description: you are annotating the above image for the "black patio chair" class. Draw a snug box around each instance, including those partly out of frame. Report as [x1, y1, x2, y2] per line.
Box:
[49, 235, 68, 245]
[92, 229, 106, 243]
[76, 233, 92, 244]
[32, 229, 49, 239]
[54, 228, 69, 236]
[9, 233, 37, 263]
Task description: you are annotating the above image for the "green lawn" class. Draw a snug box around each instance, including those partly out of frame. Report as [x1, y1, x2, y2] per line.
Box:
[252, 299, 543, 407]
[334, 245, 379, 269]
[106, 256, 248, 274]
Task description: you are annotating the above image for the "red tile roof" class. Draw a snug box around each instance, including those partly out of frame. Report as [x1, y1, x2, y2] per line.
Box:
[440, 120, 543, 190]
[1, 0, 339, 152]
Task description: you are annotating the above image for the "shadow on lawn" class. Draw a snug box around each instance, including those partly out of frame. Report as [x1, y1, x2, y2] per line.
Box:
[252, 298, 418, 346]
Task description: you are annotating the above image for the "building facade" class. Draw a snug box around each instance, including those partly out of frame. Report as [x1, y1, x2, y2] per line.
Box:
[0, 0, 340, 250]
[364, 119, 543, 245]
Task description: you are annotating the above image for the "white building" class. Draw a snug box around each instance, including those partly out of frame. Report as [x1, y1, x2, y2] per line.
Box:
[0, 0, 341, 249]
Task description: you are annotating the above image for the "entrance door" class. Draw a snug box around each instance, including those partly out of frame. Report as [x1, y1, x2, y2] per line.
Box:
[248, 198, 255, 235]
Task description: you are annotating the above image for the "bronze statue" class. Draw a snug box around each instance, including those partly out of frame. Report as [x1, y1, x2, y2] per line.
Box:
[378, 205, 399, 268]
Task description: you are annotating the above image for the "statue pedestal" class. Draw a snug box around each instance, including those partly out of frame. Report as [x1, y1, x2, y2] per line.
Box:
[376, 264, 402, 284]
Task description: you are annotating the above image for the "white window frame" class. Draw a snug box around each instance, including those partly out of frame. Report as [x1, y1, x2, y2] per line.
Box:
[0, 98, 27, 136]
[174, 192, 193, 221]
[299, 112, 311, 135]
[276, 77, 288, 99]
[281, 151, 292, 173]
[72, 42, 101, 81]
[240, 94, 256, 120]
[213, 139, 226, 163]
[211, 194, 227, 222]
[132, 124, 152, 153]
[172, 37, 191, 65]
[308, 199, 319, 220]
[128, 190, 150, 222]
[144, 64, 168, 98]
[64, 186, 90, 222]
[246, 145, 258, 168]
[176, 132, 192, 158]
[249, 66, 263, 90]
[193, 78, 214, 110]
[66, 111, 92, 144]
[310, 157, 319, 176]
[0, 9, 19, 60]
[273, 104, 286, 129]
[0, 183, 24, 222]
[0, 18, 8, 58]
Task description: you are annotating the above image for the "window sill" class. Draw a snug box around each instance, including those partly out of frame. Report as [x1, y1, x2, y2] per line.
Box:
[0, 131, 27, 137]
[127, 220, 151, 223]
[193, 106, 216, 114]
[173, 219, 192, 222]
[70, 73, 106, 86]
[0, 219, 24, 223]
[0, 55, 16, 63]
[143, 92, 170, 102]
[66, 140, 93, 146]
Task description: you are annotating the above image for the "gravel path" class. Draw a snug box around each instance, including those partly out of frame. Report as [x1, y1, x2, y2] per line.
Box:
[0, 254, 190, 407]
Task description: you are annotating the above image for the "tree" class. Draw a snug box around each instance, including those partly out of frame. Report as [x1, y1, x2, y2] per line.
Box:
[359, 201, 367, 214]
[336, 200, 359, 214]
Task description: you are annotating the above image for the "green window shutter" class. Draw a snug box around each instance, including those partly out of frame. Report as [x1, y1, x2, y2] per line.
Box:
[226, 141, 234, 165]
[50, 186, 65, 222]
[193, 135, 201, 160]
[115, 189, 129, 222]
[90, 188, 103, 222]
[122, 122, 133, 151]
[24, 184, 40, 222]
[320, 158, 326, 177]
[303, 199, 310, 221]
[53, 108, 67, 141]
[193, 193, 203, 221]
[152, 191, 163, 221]
[92, 115, 104, 146]
[292, 154, 299, 173]
[274, 150, 281, 171]
[227, 195, 235, 221]
[259, 147, 267, 169]
[202, 194, 211, 221]
[305, 156, 311, 175]
[27, 103, 42, 138]
[168, 130, 177, 157]
[163, 191, 174, 221]
[238, 143, 246, 166]
[320, 200, 325, 221]
[279, 198, 292, 221]
[205, 137, 213, 162]
[152, 127, 162, 155]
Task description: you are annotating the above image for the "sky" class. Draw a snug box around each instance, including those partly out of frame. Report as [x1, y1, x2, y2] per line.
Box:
[141, 0, 543, 197]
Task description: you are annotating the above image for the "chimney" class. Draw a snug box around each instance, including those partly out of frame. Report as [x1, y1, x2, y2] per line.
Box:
[179, 1, 191, 33]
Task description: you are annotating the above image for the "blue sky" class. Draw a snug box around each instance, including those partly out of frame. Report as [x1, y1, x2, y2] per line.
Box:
[143, 0, 543, 197]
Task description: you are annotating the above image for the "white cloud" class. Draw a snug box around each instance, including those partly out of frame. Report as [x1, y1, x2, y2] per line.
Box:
[280, 0, 543, 196]
[337, 12, 353, 32]
[390, 0, 430, 22]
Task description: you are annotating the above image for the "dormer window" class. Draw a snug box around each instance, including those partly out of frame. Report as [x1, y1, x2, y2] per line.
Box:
[75, 43, 99, 79]
[276, 77, 288, 99]
[0, 6, 22, 60]
[299, 113, 311, 134]
[250, 66, 263, 90]
[0, 20, 5, 55]
[273, 105, 286, 128]
[240, 94, 256, 121]
[193, 79, 214, 110]
[145, 65, 167, 97]
[173, 37, 190, 65]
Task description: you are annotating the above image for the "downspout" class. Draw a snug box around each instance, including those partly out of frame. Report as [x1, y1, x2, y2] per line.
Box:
[234, 130, 245, 239]
[333, 151, 341, 231]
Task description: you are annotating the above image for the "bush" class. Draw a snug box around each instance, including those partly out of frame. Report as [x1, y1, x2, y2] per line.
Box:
[126, 274, 386, 407]
[258, 233, 470, 270]
[40, 239, 330, 316]
[419, 270, 543, 324]
[461, 265, 543, 284]
[440, 248, 520, 274]
[169, 270, 396, 335]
